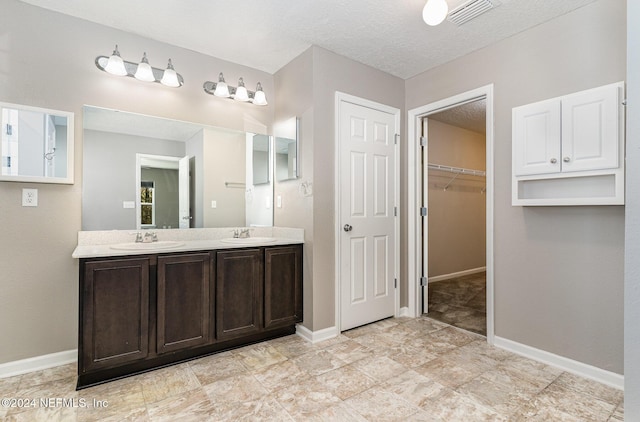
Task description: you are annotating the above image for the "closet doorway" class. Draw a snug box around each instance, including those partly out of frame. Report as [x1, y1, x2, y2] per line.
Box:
[423, 100, 487, 336]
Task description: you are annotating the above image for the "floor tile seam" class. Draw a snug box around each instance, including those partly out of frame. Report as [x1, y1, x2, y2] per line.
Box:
[455, 376, 540, 417]
[535, 381, 618, 419]
[548, 376, 625, 408]
[341, 383, 424, 420]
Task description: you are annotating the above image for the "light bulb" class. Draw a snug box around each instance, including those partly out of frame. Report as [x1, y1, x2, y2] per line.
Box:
[213, 72, 230, 97]
[134, 52, 155, 82]
[160, 59, 181, 87]
[234, 77, 249, 102]
[252, 82, 268, 106]
[104, 45, 127, 76]
[422, 0, 449, 26]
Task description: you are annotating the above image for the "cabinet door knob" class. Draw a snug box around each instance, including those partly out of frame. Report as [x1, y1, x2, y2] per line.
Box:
[550, 158, 557, 164]
[343, 224, 353, 232]
[563, 157, 571, 163]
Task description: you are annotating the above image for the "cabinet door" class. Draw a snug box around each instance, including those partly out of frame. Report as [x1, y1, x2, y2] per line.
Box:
[561, 84, 620, 173]
[81, 258, 149, 372]
[157, 253, 211, 354]
[513, 99, 561, 176]
[265, 246, 303, 329]
[216, 249, 263, 340]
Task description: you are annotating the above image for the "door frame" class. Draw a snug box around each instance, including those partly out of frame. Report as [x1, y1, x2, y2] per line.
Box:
[334, 91, 401, 332]
[407, 84, 495, 344]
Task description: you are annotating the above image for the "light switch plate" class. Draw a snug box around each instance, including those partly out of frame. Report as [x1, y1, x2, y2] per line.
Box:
[22, 188, 38, 207]
[211, 200, 217, 208]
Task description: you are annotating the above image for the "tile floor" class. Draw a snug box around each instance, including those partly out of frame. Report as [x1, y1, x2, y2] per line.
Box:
[428, 273, 487, 336]
[0, 316, 624, 421]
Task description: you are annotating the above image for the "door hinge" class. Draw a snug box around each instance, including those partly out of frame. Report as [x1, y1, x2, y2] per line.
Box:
[420, 277, 428, 287]
[420, 207, 427, 217]
[394, 278, 398, 289]
[394, 206, 397, 217]
[420, 136, 427, 147]
[394, 133, 399, 145]
[5, 124, 12, 136]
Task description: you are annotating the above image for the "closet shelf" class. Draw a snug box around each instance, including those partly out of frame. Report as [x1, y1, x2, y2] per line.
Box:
[427, 163, 486, 177]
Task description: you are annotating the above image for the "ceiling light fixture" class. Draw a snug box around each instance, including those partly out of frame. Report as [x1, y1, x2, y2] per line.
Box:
[203, 73, 268, 106]
[95, 45, 184, 88]
[423, 0, 449, 26]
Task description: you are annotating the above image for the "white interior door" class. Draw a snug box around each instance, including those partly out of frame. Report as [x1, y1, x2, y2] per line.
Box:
[178, 155, 190, 229]
[339, 98, 398, 331]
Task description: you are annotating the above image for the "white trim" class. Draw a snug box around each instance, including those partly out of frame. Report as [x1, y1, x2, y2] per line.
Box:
[296, 324, 340, 344]
[0, 350, 77, 379]
[399, 307, 410, 317]
[494, 336, 624, 390]
[428, 266, 487, 283]
[407, 84, 495, 345]
[334, 92, 401, 332]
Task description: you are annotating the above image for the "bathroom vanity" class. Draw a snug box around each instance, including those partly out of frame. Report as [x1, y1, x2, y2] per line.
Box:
[72, 228, 303, 389]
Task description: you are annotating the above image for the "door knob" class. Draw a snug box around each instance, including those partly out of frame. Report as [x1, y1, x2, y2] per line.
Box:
[343, 224, 353, 232]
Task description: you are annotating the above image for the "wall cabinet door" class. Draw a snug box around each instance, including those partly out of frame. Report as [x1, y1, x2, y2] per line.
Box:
[264, 245, 303, 329]
[157, 253, 212, 354]
[513, 99, 561, 176]
[216, 249, 263, 340]
[513, 83, 620, 177]
[81, 257, 150, 372]
[561, 84, 619, 173]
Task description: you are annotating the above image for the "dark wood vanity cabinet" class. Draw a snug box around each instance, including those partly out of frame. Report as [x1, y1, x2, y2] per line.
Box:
[216, 249, 263, 341]
[265, 246, 303, 329]
[77, 243, 302, 389]
[80, 257, 150, 372]
[157, 253, 212, 354]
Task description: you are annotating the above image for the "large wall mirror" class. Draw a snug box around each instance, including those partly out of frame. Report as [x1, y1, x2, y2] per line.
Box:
[82, 106, 273, 231]
[0, 102, 74, 184]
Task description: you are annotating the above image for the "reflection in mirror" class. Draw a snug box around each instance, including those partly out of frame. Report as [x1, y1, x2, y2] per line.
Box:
[82, 106, 273, 230]
[0, 102, 74, 184]
[275, 117, 299, 182]
[252, 134, 270, 185]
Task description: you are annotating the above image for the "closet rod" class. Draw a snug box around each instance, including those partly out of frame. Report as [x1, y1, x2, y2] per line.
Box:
[427, 163, 486, 177]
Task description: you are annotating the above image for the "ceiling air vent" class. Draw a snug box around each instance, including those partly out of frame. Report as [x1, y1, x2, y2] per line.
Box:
[447, 0, 496, 26]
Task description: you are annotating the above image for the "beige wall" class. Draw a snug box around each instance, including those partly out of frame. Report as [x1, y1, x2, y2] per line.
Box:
[274, 46, 404, 330]
[407, 0, 626, 373]
[427, 120, 486, 277]
[625, 0, 640, 417]
[0, 0, 273, 364]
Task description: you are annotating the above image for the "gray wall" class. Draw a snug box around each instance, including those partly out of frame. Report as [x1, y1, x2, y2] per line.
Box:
[82, 130, 185, 230]
[427, 120, 486, 278]
[625, 0, 640, 417]
[407, 0, 625, 374]
[0, 0, 272, 364]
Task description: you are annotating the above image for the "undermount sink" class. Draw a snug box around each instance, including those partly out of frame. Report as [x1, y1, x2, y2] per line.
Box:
[220, 237, 277, 245]
[110, 240, 185, 251]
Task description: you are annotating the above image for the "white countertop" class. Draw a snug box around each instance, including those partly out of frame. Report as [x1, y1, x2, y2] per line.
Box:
[72, 227, 304, 259]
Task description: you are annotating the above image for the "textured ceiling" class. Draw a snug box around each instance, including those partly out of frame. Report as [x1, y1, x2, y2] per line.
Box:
[428, 99, 486, 134]
[18, 0, 599, 79]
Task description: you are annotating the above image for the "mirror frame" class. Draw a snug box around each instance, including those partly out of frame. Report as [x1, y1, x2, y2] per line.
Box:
[0, 101, 74, 184]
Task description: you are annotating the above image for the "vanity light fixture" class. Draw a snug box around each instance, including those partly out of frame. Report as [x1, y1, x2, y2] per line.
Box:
[423, 0, 449, 26]
[203, 72, 268, 106]
[95, 45, 184, 87]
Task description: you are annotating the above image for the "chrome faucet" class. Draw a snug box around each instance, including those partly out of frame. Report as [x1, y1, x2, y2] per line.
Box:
[143, 231, 158, 243]
[232, 228, 251, 238]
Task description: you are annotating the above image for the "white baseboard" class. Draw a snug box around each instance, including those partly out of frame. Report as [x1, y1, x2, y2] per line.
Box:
[428, 266, 486, 283]
[493, 336, 623, 390]
[399, 307, 410, 317]
[0, 350, 77, 379]
[296, 324, 340, 344]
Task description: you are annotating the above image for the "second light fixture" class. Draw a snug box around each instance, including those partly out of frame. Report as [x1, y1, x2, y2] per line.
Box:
[203, 72, 268, 106]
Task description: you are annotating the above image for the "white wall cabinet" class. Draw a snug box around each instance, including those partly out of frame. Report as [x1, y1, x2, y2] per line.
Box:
[512, 82, 624, 206]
